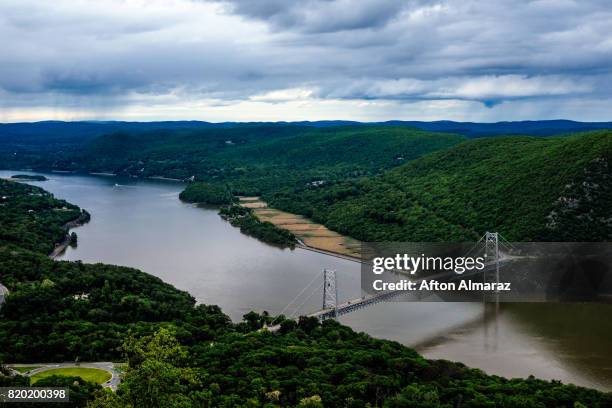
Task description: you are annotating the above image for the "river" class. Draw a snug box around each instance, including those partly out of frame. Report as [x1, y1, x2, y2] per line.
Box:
[3, 170, 611, 391]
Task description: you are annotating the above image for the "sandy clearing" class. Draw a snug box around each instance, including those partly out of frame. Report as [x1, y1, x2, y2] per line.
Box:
[241, 202, 268, 208]
[238, 197, 361, 258]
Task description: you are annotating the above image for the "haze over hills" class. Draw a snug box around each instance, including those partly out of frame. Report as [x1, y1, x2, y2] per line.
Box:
[380, 120, 612, 137]
[3, 119, 612, 146]
[1, 126, 465, 188]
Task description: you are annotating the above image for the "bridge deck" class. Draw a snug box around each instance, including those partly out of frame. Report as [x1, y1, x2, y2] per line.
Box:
[265, 255, 512, 332]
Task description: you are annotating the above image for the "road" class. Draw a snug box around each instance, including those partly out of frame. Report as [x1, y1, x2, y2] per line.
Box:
[8, 362, 122, 391]
[0, 283, 8, 307]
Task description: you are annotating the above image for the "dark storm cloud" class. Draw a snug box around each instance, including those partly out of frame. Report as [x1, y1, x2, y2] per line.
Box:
[1, 0, 612, 121]
[212, 0, 410, 33]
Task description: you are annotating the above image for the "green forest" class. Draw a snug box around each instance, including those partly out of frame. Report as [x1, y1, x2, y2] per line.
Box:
[0, 180, 86, 253]
[1, 172, 611, 406]
[179, 183, 235, 205]
[1, 125, 465, 194]
[269, 131, 612, 242]
[3, 125, 611, 243]
[179, 184, 296, 247]
[10, 174, 48, 181]
[219, 205, 296, 248]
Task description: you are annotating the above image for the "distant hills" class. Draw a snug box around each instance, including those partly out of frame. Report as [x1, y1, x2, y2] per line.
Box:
[1, 121, 611, 242]
[378, 120, 612, 137]
[3, 119, 612, 147]
[5, 125, 464, 192]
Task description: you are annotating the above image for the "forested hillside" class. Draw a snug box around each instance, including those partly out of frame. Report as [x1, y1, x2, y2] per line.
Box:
[1, 124, 464, 180]
[3, 124, 611, 242]
[0, 121, 235, 171]
[270, 131, 612, 241]
[1, 173, 610, 406]
[381, 119, 612, 137]
[5, 125, 612, 242]
[57, 126, 465, 195]
[0, 179, 231, 363]
[0, 180, 84, 253]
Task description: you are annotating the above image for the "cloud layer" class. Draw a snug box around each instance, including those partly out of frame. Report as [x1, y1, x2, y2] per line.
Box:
[1, 0, 611, 122]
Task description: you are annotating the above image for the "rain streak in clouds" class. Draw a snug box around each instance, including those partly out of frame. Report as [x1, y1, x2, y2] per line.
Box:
[1, 0, 611, 122]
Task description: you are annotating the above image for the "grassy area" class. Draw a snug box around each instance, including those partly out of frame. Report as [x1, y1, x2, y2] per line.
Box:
[242, 197, 361, 257]
[12, 366, 41, 373]
[30, 367, 111, 385]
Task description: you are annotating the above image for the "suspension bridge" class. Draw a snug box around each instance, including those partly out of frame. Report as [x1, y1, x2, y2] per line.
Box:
[266, 232, 514, 332]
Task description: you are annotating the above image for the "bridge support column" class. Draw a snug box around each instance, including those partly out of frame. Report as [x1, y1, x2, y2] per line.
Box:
[484, 232, 500, 289]
[323, 269, 338, 318]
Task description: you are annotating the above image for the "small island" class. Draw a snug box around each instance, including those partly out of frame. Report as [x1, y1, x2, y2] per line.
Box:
[11, 174, 48, 181]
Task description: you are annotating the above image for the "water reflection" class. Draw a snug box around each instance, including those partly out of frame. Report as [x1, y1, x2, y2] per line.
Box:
[415, 301, 612, 390]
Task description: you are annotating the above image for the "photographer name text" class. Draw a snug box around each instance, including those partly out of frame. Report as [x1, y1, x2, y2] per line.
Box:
[372, 279, 511, 292]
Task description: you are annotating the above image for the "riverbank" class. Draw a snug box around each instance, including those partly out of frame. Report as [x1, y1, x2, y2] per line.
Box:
[49, 211, 91, 259]
[1, 176, 46, 182]
[4, 174, 48, 181]
[89, 172, 116, 177]
[239, 196, 362, 259]
[11, 170, 612, 391]
[219, 205, 297, 248]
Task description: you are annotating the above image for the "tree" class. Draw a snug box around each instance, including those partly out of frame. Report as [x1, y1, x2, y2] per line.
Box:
[242, 311, 263, 332]
[69, 232, 78, 247]
[91, 329, 202, 408]
[297, 316, 319, 334]
[120, 359, 198, 408]
[87, 389, 127, 408]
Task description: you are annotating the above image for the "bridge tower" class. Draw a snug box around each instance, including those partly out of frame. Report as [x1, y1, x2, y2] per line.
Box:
[484, 231, 500, 287]
[323, 269, 338, 318]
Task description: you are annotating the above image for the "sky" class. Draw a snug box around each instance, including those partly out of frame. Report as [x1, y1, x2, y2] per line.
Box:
[1, 0, 611, 123]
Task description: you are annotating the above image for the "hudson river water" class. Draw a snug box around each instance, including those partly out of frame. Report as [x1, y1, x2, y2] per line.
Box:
[3, 171, 611, 391]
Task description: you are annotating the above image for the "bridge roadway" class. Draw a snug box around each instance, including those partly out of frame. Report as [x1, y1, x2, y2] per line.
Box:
[0, 283, 8, 307]
[309, 290, 406, 321]
[265, 257, 511, 333]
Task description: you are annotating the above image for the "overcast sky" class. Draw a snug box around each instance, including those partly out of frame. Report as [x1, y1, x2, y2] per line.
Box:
[1, 0, 611, 122]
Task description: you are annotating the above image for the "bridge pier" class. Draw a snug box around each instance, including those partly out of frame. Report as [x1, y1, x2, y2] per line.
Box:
[269, 232, 509, 331]
[484, 231, 500, 290]
[323, 269, 338, 319]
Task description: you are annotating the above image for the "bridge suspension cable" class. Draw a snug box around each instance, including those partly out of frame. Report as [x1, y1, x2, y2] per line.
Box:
[290, 282, 324, 318]
[276, 231, 513, 326]
[278, 269, 323, 317]
[464, 232, 514, 258]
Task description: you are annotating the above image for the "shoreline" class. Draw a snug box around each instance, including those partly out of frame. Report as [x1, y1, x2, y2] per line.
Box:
[2, 167, 188, 183]
[49, 211, 91, 259]
[2, 176, 48, 182]
[184, 198, 362, 260]
[148, 175, 185, 182]
[239, 196, 362, 259]
[89, 172, 116, 177]
[295, 243, 363, 263]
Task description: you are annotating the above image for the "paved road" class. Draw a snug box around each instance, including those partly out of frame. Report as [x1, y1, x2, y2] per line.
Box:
[8, 362, 122, 391]
[0, 283, 8, 307]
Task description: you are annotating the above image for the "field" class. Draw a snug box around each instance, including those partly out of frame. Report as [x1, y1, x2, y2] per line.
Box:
[240, 197, 361, 257]
[30, 367, 112, 385]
